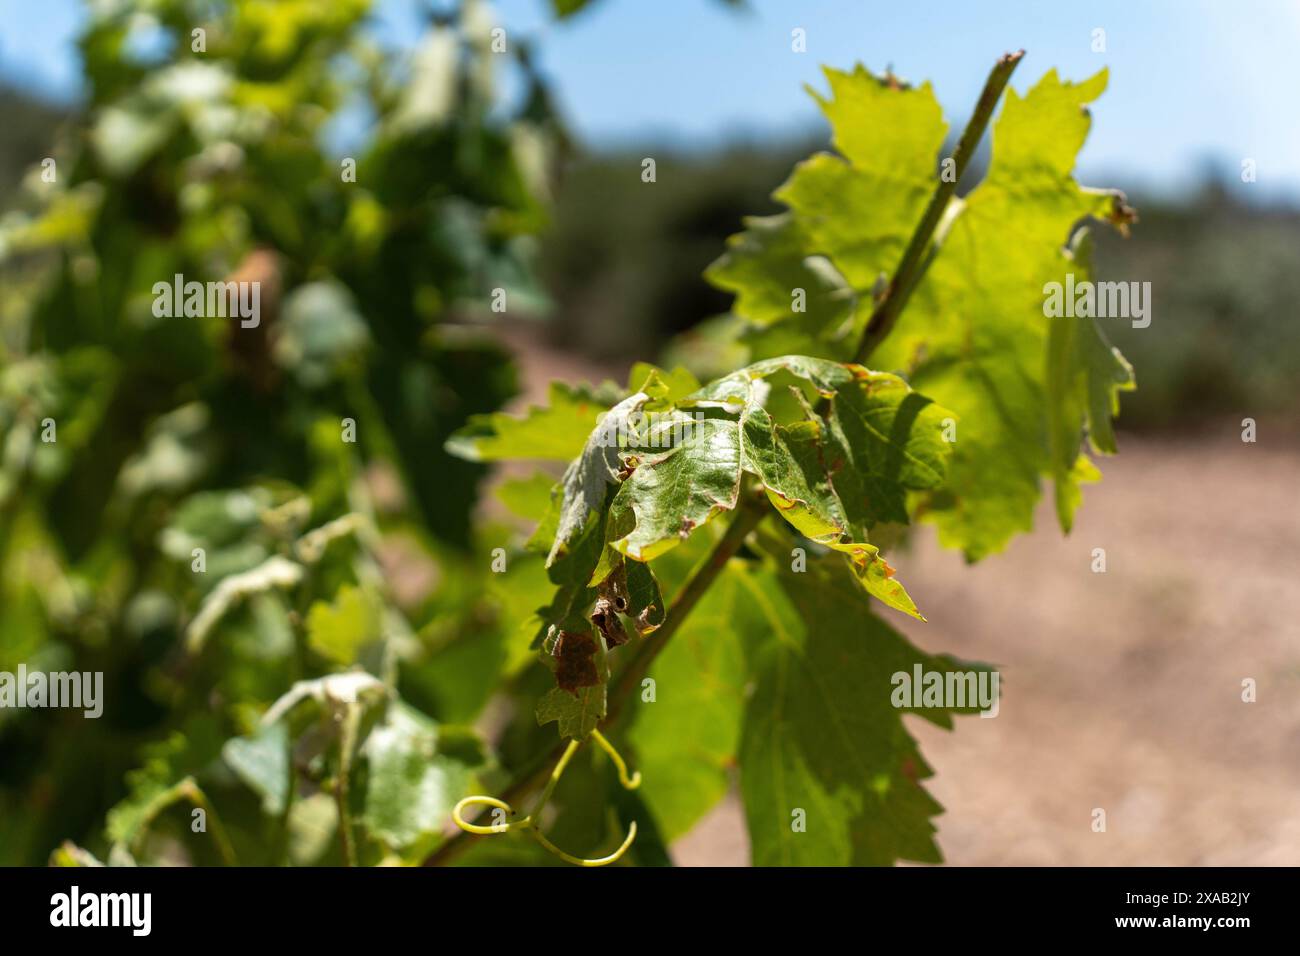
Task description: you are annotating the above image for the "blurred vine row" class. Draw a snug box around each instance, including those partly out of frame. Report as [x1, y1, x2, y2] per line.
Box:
[0, 0, 579, 866]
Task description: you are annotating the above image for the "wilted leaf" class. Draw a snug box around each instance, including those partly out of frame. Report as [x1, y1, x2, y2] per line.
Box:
[261, 672, 389, 726]
[612, 356, 947, 618]
[607, 417, 743, 561]
[546, 389, 654, 566]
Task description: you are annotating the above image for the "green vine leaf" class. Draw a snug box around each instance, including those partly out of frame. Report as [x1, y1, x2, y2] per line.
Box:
[537, 684, 607, 740]
[782, 67, 947, 294]
[445, 381, 621, 464]
[1045, 231, 1136, 529]
[706, 213, 855, 340]
[821, 371, 953, 532]
[608, 417, 743, 561]
[495, 471, 559, 523]
[712, 64, 1135, 560]
[875, 69, 1134, 558]
[305, 584, 385, 666]
[625, 362, 701, 403]
[736, 546, 991, 866]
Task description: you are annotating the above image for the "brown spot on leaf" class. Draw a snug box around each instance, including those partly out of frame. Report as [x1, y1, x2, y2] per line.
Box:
[552, 630, 600, 694]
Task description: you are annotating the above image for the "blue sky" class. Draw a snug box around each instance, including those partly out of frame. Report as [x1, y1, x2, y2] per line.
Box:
[4, 0, 1299, 201]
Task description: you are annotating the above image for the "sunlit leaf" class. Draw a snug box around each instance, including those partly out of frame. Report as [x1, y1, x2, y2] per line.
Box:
[361, 703, 486, 852]
[736, 549, 990, 865]
[446, 381, 620, 464]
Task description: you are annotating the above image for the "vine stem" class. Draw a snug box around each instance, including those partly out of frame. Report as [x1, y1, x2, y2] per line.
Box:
[422, 491, 769, 867]
[337, 702, 362, 866]
[125, 776, 238, 866]
[179, 779, 239, 868]
[851, 50, 1024, 364]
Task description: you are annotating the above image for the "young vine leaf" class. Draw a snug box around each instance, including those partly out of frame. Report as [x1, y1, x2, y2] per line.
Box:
[710, 65, 1137, 559]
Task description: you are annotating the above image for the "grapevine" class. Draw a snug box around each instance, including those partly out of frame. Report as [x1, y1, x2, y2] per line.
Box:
[0, 0, 1136, 869]
[441, 49, 1135, 865]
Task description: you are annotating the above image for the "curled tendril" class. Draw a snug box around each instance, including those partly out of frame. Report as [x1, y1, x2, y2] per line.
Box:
[450, 731, 642, 867]
[450, 795, 527, 835]
[591, 729, 641, 789]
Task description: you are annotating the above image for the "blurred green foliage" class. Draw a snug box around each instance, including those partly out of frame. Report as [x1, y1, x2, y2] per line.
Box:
[0, 0, 573, 866]
[539, 142, 811, 359]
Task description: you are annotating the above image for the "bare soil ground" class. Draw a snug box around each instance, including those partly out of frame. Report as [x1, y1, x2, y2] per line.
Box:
[502, 327, 1300, 866]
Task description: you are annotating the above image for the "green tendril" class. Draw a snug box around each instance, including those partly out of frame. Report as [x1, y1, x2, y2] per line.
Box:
[592, 728, 641, 789]
[450, 732, 642, 866]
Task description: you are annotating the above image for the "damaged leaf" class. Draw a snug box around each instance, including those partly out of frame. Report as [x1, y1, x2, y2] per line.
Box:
[550, 629, 602, 694]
